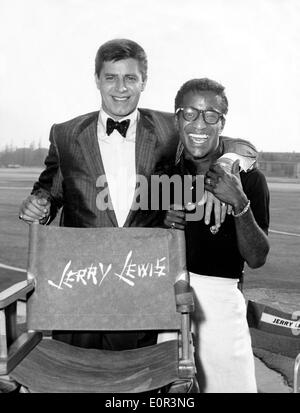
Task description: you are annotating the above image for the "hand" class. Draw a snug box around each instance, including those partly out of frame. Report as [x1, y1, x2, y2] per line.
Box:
[204, 190, 232, 228]
[19, 195, 51, 224]
[164, 204, 186, 230]
[201, 158, 237, 227]
[204, 159, 247, 212]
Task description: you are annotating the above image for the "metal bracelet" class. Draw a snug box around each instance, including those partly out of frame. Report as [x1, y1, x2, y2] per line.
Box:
[232, 200, 251, 217]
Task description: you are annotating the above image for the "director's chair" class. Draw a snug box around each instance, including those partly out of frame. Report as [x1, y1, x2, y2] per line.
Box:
[247, 300, 300, 393]
[0, 224, 196, 393]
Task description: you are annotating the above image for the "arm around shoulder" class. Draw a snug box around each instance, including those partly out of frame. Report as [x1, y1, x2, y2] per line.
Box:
[220, 136, 258, 172]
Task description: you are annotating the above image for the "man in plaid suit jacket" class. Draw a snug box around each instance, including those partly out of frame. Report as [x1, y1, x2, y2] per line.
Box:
[19, 39, 257, 350]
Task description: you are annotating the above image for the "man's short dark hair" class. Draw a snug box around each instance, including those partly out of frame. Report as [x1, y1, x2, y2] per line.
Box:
[175, 78, 228, 114]
[95, 39, 148, 81]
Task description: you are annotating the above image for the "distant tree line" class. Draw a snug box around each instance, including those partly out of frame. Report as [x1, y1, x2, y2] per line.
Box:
[258, 151, 300, 178]
[0, 143, 48, 167]
[1, 145, 299, 174]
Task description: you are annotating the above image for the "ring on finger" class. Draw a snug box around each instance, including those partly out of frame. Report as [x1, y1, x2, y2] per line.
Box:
[221, 202, 226, 207]
[171, 222, 176, 229]
[206, 178, 211, 185]
[19, 213, 23, 220]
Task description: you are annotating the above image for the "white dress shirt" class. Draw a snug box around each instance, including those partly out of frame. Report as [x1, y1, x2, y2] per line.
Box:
[97, 108, 138, 227]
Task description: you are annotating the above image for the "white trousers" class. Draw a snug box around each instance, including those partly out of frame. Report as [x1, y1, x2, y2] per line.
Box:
[157, 273, 257, 393]
[190, 273, 257, 393]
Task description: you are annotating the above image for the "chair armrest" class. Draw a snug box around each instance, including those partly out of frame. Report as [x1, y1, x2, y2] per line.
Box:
[174, 271, 195, 376]
[174, 271, 194, 313]
[0, 331, 42, 375]
[0, 281, 34, 309]
[0, 280, 41, 375]
[175, 292, 194, 313]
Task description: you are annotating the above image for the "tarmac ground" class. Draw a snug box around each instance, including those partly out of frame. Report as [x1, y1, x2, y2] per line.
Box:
[254, 357, 291, 393]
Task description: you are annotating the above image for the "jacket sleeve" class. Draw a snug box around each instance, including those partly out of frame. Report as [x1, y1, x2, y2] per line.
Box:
[219, 136, 258, 171]
[31, 124, 63, 223]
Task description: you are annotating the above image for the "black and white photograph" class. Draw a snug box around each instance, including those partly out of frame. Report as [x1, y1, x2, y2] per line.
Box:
[0, 0, 299, 397]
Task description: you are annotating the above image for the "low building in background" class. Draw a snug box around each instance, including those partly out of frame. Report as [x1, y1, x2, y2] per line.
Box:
[258, 152, 300, 178]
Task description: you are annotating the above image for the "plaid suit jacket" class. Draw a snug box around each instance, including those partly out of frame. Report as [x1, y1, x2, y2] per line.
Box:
[32, 109, 179, 228]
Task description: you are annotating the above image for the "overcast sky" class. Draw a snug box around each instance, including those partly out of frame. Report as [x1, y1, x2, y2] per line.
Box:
[0, 0, 299, 152]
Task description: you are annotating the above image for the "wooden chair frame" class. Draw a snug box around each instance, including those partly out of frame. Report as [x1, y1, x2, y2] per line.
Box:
[0, 280, 42, 376]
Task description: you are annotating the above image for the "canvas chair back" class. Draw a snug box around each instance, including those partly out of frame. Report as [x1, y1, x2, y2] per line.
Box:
[27, 224, 186, 333]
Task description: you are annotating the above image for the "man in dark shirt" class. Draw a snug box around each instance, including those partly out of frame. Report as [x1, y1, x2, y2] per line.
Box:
[163, 78, 270, 392]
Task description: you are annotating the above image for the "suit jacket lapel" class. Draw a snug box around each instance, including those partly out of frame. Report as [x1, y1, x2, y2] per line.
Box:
[76, 112, 118, 226]
[124, 110, 157, 227]
[76, 112, 104, 178]
[135, 110, 157, 177]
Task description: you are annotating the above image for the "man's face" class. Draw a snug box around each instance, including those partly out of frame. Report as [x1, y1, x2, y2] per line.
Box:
[95, 58, 146, 120]
[176, 90, 226, 159]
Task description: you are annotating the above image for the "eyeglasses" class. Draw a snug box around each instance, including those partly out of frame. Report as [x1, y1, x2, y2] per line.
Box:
[176, 106, 225, 125]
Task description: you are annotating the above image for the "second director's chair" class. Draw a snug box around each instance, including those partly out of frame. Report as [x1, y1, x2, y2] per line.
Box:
[247, 300, 300, 393]
[0, 224, 196, 393]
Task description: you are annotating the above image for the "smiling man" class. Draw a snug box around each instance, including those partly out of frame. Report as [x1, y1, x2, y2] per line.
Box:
[18, 39, 179, 351]
[176, 90, 227, 160]
[164, 78, 270, 392]
[19, 39, 179, 231]
[95, 57, 146, 120]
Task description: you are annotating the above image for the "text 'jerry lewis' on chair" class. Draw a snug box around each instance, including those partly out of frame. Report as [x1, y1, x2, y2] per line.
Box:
[0, 224, 196, 393]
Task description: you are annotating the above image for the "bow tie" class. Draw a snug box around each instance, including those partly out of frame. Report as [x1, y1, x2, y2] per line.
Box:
[106, 118, 130, 138]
